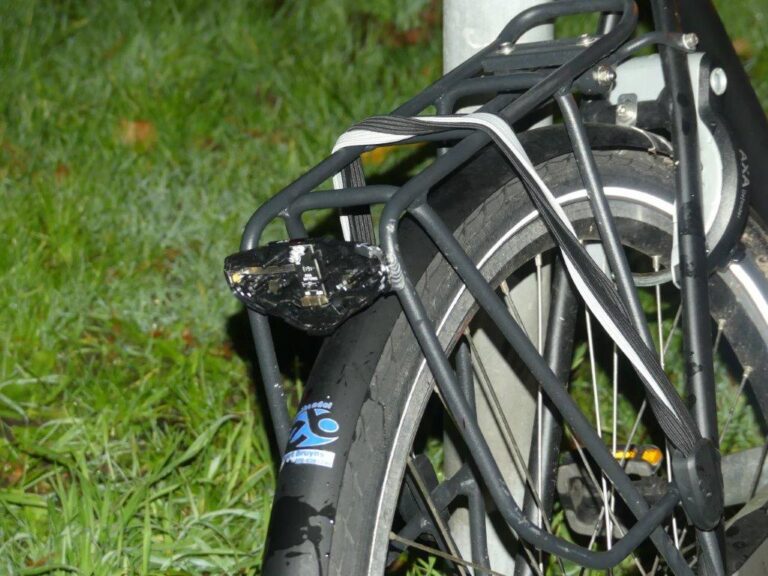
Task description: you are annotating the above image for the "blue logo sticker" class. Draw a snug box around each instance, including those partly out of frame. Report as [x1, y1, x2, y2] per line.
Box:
[283, 401, 340, 468]
[288, 401, 340, 449]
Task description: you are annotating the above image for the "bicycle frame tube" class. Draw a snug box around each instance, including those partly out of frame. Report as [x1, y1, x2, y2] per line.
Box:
[678, 0, 768, 223]
[654, 2, 726, 572]
[238, 0, 764, 572]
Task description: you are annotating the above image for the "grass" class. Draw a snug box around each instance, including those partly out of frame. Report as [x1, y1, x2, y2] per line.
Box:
[0, 0, 766, 574]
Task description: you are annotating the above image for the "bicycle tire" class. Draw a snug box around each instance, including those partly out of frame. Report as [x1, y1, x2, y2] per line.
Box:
[264, 147, 768, 576]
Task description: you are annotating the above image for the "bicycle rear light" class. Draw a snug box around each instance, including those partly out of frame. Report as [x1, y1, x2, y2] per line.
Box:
[224, 239, 390, 334]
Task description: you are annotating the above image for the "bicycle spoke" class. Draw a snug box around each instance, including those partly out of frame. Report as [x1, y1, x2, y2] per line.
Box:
[614, 303, 681, 471]
[611, 341, 618, 469]
[457, 341, 491, 573]
[464, 329, 567, 576]
[584, 309, 613, 554]
[465, 331, 548, 524]
[648, 553, 661, 576]
[712, 318, 726, 354]
[577, 506, 649, 576]
[577, 405, 651, 567]
[500, 279, 533, 343]
[426, 398, 548, 576]
[719, 368, 752, 446]
[649, 527, 693, 576]
[535, 254, 545, 575]
[654, 257, 681, 552]
[611, 343, 618, 545]
[655, 257, 665, 366]
[389, 532, 511, 576]
[663, 304, 683, 357]
[406, 456, 470, 576]
[580, 269, 685, 574]
[664, 442, 681, 549]
[569, 438, 648, 576]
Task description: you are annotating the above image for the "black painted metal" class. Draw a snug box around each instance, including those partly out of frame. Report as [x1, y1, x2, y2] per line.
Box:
[285, 185, 398, 216]
[436, 73, 543, 115]
[241, 0, 637, 253]
[653, 0, 719, 444]
[389, 203, 689, 572]
[248, 311, 291, 454]
[653, 0, 724, 573]
[724, 499, 768, 574]
[456, 341, 491, 573]
[234, 0, 766, 570]
[283, 215, 306, 239]
[514, 260, 578, 576]
[598, 12, 621, 35]
[482, 37, 600, 75]
[557, 92, 655, 349]
[607, 31, 691, 65]
[677, 0, 768, 225]
[253, 122, 685, 575]
[390, 463, 488, 568]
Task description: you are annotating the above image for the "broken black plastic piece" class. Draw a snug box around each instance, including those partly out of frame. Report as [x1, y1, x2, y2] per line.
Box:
[225, 238, 390, 335]
[672, 438, 724, 531]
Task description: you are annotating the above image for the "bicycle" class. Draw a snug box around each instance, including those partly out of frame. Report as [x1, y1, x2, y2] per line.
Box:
[225, 1, 768, 574]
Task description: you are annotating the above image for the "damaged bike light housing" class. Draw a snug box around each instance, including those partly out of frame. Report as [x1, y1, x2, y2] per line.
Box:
[224, 239, 390, 334]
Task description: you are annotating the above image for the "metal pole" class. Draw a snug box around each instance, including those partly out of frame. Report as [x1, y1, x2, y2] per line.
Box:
[443, 2, 552, 573]
[443, 0, 553, 72]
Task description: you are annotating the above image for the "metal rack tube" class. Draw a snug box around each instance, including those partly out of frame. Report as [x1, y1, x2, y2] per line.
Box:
[436, 73, 544, 115]
[381, 203, 689, 572]
[557, 92, 655, 348]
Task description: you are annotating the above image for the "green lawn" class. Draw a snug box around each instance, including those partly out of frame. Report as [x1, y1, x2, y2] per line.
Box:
[0, 1, 765, 574]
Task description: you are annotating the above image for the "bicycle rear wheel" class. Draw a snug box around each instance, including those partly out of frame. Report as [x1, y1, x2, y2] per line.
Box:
[265, 147, 768, 575]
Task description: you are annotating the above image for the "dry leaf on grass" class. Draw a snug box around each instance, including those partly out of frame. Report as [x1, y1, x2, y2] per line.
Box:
[54, 162, 70, 184]
[383, 0, 440, 48]
[361, 146, 395, 168]
[733, 37, 754, 59]
[118, 119, 157, 149]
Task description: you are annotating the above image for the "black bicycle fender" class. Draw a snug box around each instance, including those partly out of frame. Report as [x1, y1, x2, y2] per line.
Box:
[260, 123, 673, 576]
